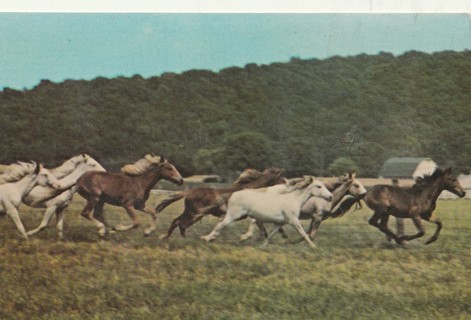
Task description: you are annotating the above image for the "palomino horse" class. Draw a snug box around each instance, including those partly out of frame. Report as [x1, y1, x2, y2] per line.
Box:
[364, 168, 465, 245]
[240, 173, 367, 242]
[0, 162, 62, 239]
[25, 155, 106, 239]
[157, 167, 286, 241]
[76, 154, 183, 236]
[201, 176, 333, 249]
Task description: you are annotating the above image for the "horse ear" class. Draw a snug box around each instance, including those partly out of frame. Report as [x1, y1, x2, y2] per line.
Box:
[34, 162, 40, 174]
[351, 172, 356, 179]
[445, 167, 453, 174]
[159, 155, 165, 163]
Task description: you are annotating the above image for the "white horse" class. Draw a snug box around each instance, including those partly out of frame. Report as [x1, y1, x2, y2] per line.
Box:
[25, 155, 106, 239]
[0, 154, 88, 184]
[201, 176, 333, 249]
[240, 173, 367, 241]
[0, 162, 62, 239]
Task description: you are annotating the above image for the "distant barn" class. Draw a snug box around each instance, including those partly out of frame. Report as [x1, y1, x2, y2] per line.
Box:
[378, 157, 437, 179]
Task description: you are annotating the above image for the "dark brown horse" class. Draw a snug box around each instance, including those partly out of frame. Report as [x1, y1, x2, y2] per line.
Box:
[76, 154, 183, 236]
[364, 168, 465, 245]
[156, 167, 286, 241]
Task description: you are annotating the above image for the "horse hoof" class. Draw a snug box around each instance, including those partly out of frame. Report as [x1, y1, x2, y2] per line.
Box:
[144, 229, 154, 237]
[159, 234, 169, 241]
[200, 235, 213, 242]
[395, 238, 405, 246]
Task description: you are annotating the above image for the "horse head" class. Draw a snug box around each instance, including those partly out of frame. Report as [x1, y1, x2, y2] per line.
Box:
[307, 177, 333, 201]
[155, 155, 184, 186]
[442, 168, 466, 198]
[35, 163, 62, 190]
[349, 176, 367, 199]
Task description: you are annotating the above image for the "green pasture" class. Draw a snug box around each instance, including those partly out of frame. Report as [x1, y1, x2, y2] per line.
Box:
[0, 195, 470, 320]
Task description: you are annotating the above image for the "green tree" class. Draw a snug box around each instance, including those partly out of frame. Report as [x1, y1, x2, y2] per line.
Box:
[224, 131, 274, 172]
[328, 157, 359, 176]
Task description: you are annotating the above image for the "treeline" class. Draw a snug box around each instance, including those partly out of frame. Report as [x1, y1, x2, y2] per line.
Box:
[1, 50, 470, 177]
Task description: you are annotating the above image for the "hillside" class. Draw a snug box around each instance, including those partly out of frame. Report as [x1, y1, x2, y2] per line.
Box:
[1, 50, 470, 177]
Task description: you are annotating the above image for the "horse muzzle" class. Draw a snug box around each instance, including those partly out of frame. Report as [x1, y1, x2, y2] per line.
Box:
[457, 190, 466, 198]
[49, 183, 62, 190]
[175, 178, 184, 186]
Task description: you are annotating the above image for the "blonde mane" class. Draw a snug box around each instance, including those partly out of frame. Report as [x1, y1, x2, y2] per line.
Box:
[120, 154, 162, 176]
[0, 162, 36, 184]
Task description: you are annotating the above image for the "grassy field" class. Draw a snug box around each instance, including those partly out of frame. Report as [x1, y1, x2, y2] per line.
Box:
[0, 195, 470, 320]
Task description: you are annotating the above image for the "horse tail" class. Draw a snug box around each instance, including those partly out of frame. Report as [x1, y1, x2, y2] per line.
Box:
[330, 196, 362, 218]
[156, 192, 186, 212]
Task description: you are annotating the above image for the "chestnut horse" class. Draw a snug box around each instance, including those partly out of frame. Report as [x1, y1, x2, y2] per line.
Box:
[76, 154, 183, 236]
[157, 167, 286, 241]
[364, 168, 465, 245]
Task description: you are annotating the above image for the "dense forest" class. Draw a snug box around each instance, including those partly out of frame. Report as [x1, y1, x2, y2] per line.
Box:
[1, 50, 470, 177]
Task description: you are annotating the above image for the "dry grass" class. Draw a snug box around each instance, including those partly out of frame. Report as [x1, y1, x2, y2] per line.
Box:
[0, 195, 470, 319]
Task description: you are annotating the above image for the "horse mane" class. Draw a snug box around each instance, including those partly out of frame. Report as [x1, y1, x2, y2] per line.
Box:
[0, 162, 36, 184]
[295, 176, 314, 190]
[121, 154, 162, 176]
[232, 167, 286, 187]
[232, 169, 265, 186]
[413, 168, 445, 189]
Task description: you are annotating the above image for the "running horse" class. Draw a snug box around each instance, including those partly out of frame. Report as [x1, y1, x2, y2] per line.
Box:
[76, 154, 183, 236]
[364, 167, 465, 245]
[156, 167, 286, 241]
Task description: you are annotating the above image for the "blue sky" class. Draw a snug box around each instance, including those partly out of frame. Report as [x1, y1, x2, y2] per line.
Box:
[0, 13, 470, 90]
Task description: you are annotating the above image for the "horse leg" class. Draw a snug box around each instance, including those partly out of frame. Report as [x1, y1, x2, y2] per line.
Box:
[160, 209, 189, 241]
[5, 204, 29, 240]
[308, 214, 323, 240]
[26, 205, 58, 237]
[80, 197, 107, 236]
[55, 206, 66, 240]
[386, 217, 405, 242]
[395, 215, 425, 243]
[287, 215, 317, 250]
[290, 214, 321, 244]
[369, 211, 401, 244]
[278, 227, 289, 239]
[240, 218, 258, 241]
[201, 207, 244, 242]
[140, 205, 159, 236]
[179, 207, 212, 237]
[261, 225, 282, 247]
[423, 214, 442, 245]
[113, 205, 140, 232]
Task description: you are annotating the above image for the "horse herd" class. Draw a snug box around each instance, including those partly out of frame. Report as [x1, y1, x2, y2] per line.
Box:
[0, 153, 466, 249]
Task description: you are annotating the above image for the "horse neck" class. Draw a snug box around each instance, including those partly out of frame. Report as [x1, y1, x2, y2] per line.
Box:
[330, 181, 352, 208]
[289, 186, 315, 206]
[14, 173, 38, 198]
[418, 177, 446, 204]
[55, 164, 92, 190]
[135, 165, 163, 192]
[50, 162, 77, 179]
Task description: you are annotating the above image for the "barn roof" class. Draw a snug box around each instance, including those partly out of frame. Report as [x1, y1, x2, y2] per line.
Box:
[378, 157, 431, 178]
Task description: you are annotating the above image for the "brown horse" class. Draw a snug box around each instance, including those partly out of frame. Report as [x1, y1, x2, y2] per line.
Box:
[156, 167, 286, 241]
[76, 154, 183, 236]
[364, 168, 465, 245]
